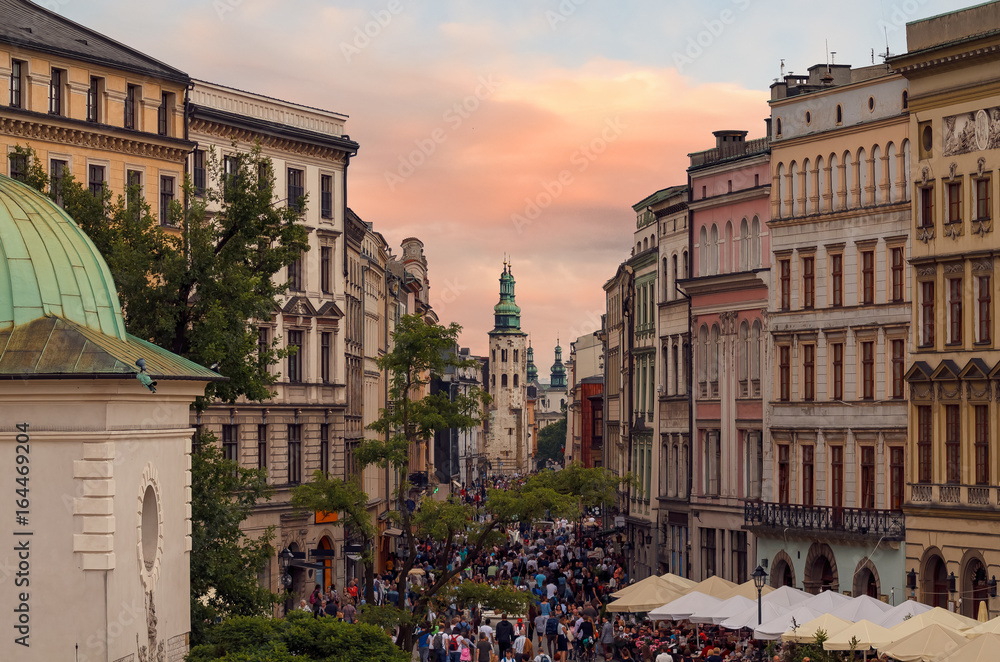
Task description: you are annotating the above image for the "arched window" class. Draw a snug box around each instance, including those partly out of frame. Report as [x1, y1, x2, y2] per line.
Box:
[682, 341, 690, 394]
[643, 238, 648, 251]
[670, 443, 679, 497]
[491, 374, 495, 388]
[777, 163, 787, 217]
[672, 344, 679, 395]
[844, 151, 855, 208]
[902, 90, 908, 110]
[513, 374, 519, 387]
[710, 325, 720, 384]
[725, 221, 734, 273]
[699, 326, 709, 384]
[672, 254, 678, 294]
[816, 156, 826, 213]
[871, 144, 883, 204]
[740, 218, 750, 271]
[829, 153, 840, 211]
[751, 216, 761, 268]
[836, 104, 843, 124]
[683, 251, 689, 279]
[790, 161, 800, 217]
[901, 140, 911, 201]
[710, 224, 719, 274]
[751, 321, 762, 383]
[501, 374, 508, 387]
[776, 118, 782, 137]
[886, 142, 898, 203]
[802, 158, 812, 215]
[857, 147, 869, 206]
[699, 226, 709, 276]
[663, 257, 670, 299]
[738, 322, 749, 384]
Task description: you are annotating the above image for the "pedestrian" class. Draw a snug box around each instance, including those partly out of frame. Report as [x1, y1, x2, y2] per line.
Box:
[342, 600, 356, 624]
[478, 632, 493, 662]
[417, 622, 433, 662]
[497, 614, 515, 655]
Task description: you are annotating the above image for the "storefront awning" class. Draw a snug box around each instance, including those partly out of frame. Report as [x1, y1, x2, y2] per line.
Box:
[383, 527, 404, 537]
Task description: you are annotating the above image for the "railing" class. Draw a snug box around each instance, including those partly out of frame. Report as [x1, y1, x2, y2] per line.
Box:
[940, 486, 960, 503]
[909, 483, 999, 506]
[744, 501, 904, 540]
[911, 484, 932, 502]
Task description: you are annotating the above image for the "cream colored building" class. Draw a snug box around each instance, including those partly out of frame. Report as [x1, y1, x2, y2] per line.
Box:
[187, 79, 360, 601]
[891, 1, 1000, 617]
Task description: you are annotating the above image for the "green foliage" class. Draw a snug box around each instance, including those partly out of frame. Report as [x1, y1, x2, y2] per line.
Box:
[447, 581, 533, 617]
[10, 143, 308, 407]
[186, 611, 407, 662]
[190, 438, 279, 645]
[536, 417, 566, 467]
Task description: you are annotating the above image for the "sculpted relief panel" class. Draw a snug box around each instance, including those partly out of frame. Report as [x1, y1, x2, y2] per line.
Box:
[943, 107, 1000, 156]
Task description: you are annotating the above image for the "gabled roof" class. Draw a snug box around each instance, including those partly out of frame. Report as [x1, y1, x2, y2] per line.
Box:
[0, 0, 189, 83]
[960, 358, 991, 380]
[930, 360, 961, 381]
[904, 361, 933, 382]
[316, 301, 344, 319]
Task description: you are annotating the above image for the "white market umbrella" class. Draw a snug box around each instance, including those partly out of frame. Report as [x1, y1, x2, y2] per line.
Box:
[965, 614, 1000, 638]
[829, 595, 892, 623]
[799, 589, 853, 613]
[689, 595, 755, 625]
[754, 604, 822, 640]
[877, 622, 967, 662]
[940, 632, 1000, 662]
[720, 601, 790, 631]
[780, 613, 852, 644]
[648, 592, 721, 622]
[823, 619, 894, 651]
[761, 585, 812, 610]
[875, 599, 933, 628]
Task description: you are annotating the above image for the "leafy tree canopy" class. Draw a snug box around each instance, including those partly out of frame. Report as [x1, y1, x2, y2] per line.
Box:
[536, 417, 567, 467]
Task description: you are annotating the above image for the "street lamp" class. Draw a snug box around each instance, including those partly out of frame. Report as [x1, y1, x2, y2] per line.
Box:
[906, 568, 917, 598]
[279, 547, 294, 589]
[752, 565, 768, 626]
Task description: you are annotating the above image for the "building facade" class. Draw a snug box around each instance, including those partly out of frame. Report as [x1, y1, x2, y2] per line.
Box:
[748, 65, 911, 599]
[892, 2, 1000, 617]
[566, 331, 604, 469]
[682, 130, 770, 583]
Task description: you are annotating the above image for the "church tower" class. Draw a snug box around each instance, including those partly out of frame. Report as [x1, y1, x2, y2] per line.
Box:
[550, 341, 567, 388]
[486, 261, 529, 474]
[526, 342, 539, 384]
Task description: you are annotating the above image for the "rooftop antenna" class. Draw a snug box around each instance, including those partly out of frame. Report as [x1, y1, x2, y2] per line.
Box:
[780, 58, 786, 77]
[830, 51, 836, 65]
[825, 39, 830, 73]
[871, 48, 875, 65]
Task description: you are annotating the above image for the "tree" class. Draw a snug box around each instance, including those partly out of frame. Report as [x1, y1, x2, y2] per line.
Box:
[186, 611, 407, 662]
[355, 315, 624, 650]
[290, 471, 376, 605]
[190, 437, 279, 645]
[536, 417, 567, 467]
[8, 143, 308, 407]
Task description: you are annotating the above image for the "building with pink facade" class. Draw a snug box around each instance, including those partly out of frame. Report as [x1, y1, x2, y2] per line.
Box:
[681, 130, 770, 582]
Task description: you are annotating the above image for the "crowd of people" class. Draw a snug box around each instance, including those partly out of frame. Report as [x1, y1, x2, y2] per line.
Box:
[288, 473, 854, 662]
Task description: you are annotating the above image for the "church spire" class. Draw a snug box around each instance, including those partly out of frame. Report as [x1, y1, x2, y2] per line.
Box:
[490, 260, 525, 336]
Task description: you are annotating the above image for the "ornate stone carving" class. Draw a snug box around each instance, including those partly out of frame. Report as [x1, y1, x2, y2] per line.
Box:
[921, 167, 930, 186]
[973, 219, 993, 237]
[973, 258, 994, 273]
[968, 381, 991, 400]
[916, 266, 937, 277]
[719, 310, 738, 334]
[949, 162, 959, 180]
[938, 382, 961, 400]
[978, 157, 987, 177]
[917, 227, 935, 244]
[943, 222, 964, 239]
[0, 117, 189, 163]
[137, 591, 166, 662]
[944, 262, 964, 274]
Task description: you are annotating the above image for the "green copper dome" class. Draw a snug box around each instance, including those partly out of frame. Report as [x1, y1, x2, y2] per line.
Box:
[526, 343, 538, 383]
[490, 262, 525, 336]
[550, 343, 567, 388]
[0, 173, 126, 340]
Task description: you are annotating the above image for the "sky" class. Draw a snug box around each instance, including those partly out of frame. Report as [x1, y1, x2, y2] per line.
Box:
[56, 0, 965, 362]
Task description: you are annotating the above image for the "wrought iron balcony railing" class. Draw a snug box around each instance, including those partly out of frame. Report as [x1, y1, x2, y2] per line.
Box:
[744, 500, 904, 541]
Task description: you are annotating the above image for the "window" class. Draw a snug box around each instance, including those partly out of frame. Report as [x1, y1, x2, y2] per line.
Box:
[831, 446, 843, 508]
[890, 447, 904, 510]
[948, 277, 962, 344]
[158, 92, 172, 136]
[891, 339, 905, 399]
[501, 349, 508, 362]
[778, 445, 790, 504]
[501, 374, 508, 387]
[731, 530, 748, 584]
[803, 344, 815, 401]
[832, 342, 844, 400]
[860, 446, 875, 509]
[88, 164, 105, 198]
[48, 68, 64, 115]
[222, 424, 238, 464]
[779, 346, 790, 402]
[976, 405, 989, 485]
[919, 186, 934, 228]
[287, 424, 302, 484]
[287, 168, 304, 211]
[288, 255, 303, 291]
[891, 247, 904, 302]
[8, 152, 27, 182]
[124, 84, 138, 130]
[918, 406, 932, 483]
[49, 159, 68, 207]
[946, 404, 961, 483]
[976, 177, 991, 221]
[514, 374, 520, 387]
[921, 280, 935, 346]
[802, 256, 815, 308]
[321, 174, 333, 219]
[746, 431, 763, 499]
[861, 250, 875, 304]
[705, 431, 720, 495]
[159, 176, 175, 226]
[287, 330, 303, 383]
[193, 149, 206, 195]
[802, 445, 814, 506]
[835, 105, 843, 123]
[320, 423, 330, 476]
[9, 59, 23, 108]
[831, 253, 843, 307]
[701, 528, 716, 577]
[947, 181, 962, 223]
[87, 77, 101, 122]
[861, 341, 874, 400]
[257, 424, 268, 471]
[779, 259, 790, 310]
[257, 327, 269, 367]
[321, 246, 332, 294]
[979, 276, 992, 343]
[319, 332, 332, 384]
[223, 155, 238, 201]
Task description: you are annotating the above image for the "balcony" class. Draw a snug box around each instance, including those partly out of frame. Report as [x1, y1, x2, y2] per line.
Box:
[909, 483, 998, 507]
[744, 501, 904, 542]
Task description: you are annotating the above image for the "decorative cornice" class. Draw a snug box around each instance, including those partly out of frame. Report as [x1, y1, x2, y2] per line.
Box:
[0, 116, 190, 163]
[190, 118, 348, 162]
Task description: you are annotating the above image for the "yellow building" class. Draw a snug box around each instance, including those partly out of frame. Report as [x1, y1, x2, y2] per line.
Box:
[0, 0, 191, 220]
[891, 1, 1000, 618]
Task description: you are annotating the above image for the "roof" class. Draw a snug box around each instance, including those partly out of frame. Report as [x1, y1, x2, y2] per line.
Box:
[0, 173, 125, 339]
[632, 185, 688, 212]
[0, 0, 189, 83]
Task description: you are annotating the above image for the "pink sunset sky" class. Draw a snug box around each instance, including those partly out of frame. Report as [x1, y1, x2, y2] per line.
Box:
[59, 0, 959, 365]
